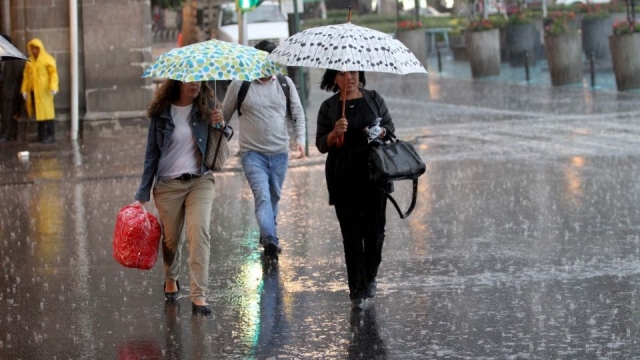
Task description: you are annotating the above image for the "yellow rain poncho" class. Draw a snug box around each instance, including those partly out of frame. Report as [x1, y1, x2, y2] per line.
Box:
[20, 38, 59, 121]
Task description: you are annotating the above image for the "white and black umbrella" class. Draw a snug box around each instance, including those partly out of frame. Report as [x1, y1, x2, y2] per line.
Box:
[268, 19, 427, 146]
[267, 22, 427, 75]
[0, 36, 27, 61]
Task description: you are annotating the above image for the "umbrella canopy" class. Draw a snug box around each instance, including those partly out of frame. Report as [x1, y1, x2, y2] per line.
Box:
[267, 22, 427, 75]
[142, 39, 286, 82]
[0, 36, 27, 61]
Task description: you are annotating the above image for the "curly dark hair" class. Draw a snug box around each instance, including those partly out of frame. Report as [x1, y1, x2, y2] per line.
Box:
[319, 70, 366, 93]
[147, 80, 214, 120]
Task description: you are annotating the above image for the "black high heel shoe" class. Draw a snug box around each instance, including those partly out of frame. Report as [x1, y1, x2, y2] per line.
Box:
[192, 303, 212, 316]
[164, 280, 180, 302]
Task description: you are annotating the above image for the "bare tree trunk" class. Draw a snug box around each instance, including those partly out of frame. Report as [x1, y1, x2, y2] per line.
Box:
[379, 0, 397, 15]
[181, 0, 198, 46]
[453, 0, 471, 17]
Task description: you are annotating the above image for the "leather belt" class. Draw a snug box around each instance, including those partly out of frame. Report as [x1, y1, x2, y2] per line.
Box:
[173, 173, 200, 181]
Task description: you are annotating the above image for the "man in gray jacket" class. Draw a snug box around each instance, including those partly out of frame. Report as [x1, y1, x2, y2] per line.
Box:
[212, 40, 305, 262]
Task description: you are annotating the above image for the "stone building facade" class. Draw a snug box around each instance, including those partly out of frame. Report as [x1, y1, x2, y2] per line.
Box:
[2, 0, 154, 139]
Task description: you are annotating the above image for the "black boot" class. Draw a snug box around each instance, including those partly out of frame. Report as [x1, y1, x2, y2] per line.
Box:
[43, 120, 55, 143]
[37, 121, 45, 142]
[0, 116, 16, 142]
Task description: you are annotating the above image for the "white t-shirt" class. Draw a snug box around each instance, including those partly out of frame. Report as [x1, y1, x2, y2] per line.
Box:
[158, 104, 201, 179]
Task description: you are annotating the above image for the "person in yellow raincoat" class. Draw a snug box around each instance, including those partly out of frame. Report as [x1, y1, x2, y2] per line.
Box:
[21, 38, 59, 143]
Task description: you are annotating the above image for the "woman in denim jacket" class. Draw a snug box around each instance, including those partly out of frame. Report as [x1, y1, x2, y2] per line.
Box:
[134, 79, 221, 316]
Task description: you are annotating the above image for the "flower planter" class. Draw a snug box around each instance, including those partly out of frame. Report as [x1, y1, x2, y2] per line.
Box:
[395, 29, 428, 67]
[609, 33, 640, 91]
[449, 34, 467, 61]
[545, 31, 583, 86]
[506, 23, 539, 66]
[581, 16, 614, 63]
[466, 29, 500, 78]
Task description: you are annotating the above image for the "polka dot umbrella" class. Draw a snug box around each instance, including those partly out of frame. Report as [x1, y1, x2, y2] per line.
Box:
[267, 20, 427, 146]
[142, 39, 286, 82]
[267, 22, 427, 75]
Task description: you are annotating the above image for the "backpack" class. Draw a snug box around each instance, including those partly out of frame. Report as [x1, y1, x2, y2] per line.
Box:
[236, 74, 293, 121]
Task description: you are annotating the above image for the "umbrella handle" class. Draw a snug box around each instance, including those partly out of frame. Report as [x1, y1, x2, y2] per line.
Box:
[210, 80, 224, 110]
[336, 90, 346, 148]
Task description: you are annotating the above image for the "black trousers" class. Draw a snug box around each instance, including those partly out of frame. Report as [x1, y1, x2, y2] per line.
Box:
[333, 181, 387, 300]
[37, 119, 55, 142]
[0, 98, 20, 140]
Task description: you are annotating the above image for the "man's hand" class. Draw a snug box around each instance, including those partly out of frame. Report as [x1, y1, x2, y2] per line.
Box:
[294, 143, 305, 159]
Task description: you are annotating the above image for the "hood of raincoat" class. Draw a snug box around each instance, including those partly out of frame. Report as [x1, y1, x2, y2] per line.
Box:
[26, 38, 49, 60]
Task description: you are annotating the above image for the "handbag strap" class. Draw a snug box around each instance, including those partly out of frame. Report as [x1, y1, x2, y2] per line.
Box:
[213, 128, 225, 156]
[209, 126, 233, 165]
[381, 178, 418, 219]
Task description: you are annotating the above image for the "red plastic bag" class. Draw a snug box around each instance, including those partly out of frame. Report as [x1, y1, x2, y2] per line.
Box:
[117, 340, 162, 360]
[113, 204, 161, 270]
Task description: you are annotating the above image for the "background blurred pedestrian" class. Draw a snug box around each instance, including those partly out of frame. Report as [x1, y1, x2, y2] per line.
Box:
[0, 34, 26, 142]
[21, 38, 59, 143]
[315, 70, 395, 311]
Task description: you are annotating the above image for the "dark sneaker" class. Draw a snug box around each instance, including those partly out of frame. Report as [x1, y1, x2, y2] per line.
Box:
[351, 298, 366, 311]
[265, 242, 280, 261]
[365, 281, 377, 298]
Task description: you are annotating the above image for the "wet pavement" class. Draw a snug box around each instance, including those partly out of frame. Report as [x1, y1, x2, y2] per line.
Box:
[4, 60, 640, 359]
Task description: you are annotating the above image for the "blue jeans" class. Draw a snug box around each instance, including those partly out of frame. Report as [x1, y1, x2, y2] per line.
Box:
[241, 151, 289, 246]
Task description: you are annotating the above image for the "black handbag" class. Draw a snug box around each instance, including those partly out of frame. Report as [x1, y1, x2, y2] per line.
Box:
[369, 134, 426, 219]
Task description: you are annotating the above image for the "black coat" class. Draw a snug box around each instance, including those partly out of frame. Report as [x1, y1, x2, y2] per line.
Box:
[315, 88, 395, 205]
[1, 59, 25, 100]
[0, 59, 26, 139]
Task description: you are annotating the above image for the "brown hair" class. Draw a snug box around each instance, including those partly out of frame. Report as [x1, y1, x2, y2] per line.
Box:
[147, 80, 214, 120]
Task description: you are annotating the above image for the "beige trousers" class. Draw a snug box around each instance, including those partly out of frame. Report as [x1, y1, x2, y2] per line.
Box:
[153, 173, 215, 303]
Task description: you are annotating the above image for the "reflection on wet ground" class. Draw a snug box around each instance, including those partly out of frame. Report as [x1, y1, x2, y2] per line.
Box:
[3, 72, 640, 358]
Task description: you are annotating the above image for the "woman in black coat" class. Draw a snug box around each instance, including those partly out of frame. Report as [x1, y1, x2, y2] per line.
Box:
[315, 70, 395, 311]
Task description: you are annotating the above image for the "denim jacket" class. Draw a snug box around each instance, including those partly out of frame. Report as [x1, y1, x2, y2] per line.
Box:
[134, 106, 210, 202]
